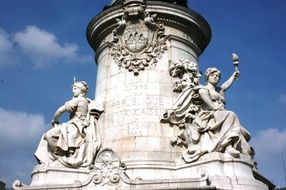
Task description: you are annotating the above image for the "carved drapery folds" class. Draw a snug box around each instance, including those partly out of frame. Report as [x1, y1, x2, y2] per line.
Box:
[162, 60, 201, 148]
[162, 59, 253, 163]
[111, 1, 168, 75]
[34, 89, 104, 168]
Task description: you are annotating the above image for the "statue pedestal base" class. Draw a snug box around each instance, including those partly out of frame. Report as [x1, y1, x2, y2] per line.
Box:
[30, 165, 91, 186]
[123, 152, 273, 190]
[13, 153, 274, 190]
[13, 165, 94, 190]
[13, 165, 213, 190]
[175, 153, 272, 190]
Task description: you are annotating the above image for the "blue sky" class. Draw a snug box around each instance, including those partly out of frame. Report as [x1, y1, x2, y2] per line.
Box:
[0, 0, 286, 188]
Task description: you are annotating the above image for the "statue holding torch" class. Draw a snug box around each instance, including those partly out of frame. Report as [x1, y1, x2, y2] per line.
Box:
[232, 53, 240, 80]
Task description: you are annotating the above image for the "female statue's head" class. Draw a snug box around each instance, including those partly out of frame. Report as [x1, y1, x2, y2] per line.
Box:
[72, 81, 89, 96]
[205, 67, 221, 84]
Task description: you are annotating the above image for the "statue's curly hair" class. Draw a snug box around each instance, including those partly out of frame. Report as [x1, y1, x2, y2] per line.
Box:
[205, 67, 221, 81]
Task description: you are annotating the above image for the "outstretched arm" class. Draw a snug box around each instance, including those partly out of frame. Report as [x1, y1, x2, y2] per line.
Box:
[51, 105, 67, 126]
[220, 71, 239, 92]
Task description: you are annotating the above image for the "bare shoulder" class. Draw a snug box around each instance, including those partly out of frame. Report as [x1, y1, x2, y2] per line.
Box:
[198, 87, 208, 95]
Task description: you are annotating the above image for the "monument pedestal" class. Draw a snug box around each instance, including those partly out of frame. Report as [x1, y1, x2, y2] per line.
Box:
[13, 152, 273, 190]
[13, 1, 275, 190]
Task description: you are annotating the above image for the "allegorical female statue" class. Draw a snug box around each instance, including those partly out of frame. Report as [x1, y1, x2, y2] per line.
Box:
[182, 68, 252, 162]
[35, 81, 103, 168]
[162, 57, 253, 163]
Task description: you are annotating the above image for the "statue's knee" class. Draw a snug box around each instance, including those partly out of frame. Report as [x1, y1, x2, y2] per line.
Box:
[44, 129, 57, 141]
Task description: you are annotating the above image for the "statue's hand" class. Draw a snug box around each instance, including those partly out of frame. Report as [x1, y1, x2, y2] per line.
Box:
[233, 71, 240, 80]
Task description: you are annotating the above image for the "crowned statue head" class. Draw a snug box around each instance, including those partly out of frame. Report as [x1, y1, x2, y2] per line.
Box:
[72, 80, 89, 96]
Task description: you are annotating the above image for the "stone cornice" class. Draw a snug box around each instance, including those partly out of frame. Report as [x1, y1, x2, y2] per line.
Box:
[87, 1, 211, 60]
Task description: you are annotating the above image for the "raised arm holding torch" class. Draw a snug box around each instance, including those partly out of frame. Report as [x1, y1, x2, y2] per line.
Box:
[232, 53, 239, 72]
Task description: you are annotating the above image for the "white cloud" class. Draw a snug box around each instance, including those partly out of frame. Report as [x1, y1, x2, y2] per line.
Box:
[0, 29, 16, 67]
[0, 107, 49, 187]
[0, 29, 12, 52]
[0, 107, 48, 143]
[251, 128, 286, 186]
[0, 26, 92, 69]
[279, 94, 286, 105]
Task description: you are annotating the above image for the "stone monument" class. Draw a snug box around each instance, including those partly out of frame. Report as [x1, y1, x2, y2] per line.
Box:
[13, 0, 275, 190]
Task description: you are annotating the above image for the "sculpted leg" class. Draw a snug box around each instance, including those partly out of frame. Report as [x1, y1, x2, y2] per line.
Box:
[44, 127, 61, 153]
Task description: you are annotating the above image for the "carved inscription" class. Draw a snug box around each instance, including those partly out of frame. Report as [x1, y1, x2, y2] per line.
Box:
[110, 96, 164, 109]
[129, 123, 159, 136]
[124, 83, 148, 91]
[105, 94, 167, 126]
[113, 108, 163, 117]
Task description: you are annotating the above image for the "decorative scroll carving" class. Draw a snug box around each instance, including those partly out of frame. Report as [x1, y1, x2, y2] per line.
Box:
[111, 1, 168, 75]
[91, 149, 126, 186]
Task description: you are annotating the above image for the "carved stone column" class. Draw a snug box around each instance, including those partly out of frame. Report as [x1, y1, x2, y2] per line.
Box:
[85, 1, 275, 190]
[87, 0, 211, 180]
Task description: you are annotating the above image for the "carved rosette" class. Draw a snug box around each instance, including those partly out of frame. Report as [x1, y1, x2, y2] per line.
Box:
[91, 149, 126, 186]
[111, 1, 168, 75]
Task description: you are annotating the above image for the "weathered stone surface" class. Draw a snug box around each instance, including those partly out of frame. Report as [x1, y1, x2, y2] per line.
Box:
[85, 2, 273, 189]
[13, 0, 274, 190]
[87, 1, 210, 173]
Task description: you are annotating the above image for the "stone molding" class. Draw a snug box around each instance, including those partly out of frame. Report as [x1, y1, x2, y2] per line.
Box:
[87, 1, 211, 60]
[13, 152, 269, 190]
